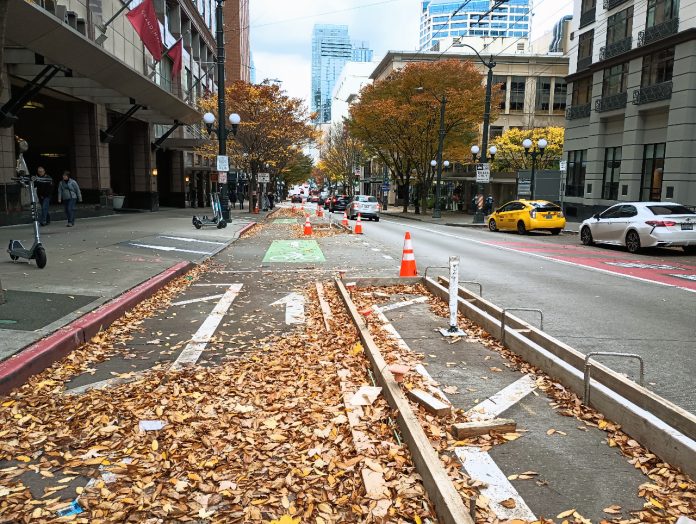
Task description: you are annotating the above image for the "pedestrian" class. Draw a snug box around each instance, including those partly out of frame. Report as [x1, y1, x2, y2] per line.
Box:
[36, 166, 53, 226]
[267, 191, 274, 209]
[237, 191, 244, 210]
[57, 171, 82, 227]
[484, 195, 494, 215]
[230, 191, 237, 211]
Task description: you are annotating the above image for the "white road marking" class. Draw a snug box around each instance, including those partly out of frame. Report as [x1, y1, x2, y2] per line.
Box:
[127, 243, 210, 255]
[382, 254, 394, 260]
[371, 248, 381, 252]
[455, 447, 537, 521]
[158, 236, 226, 245]
[171, 294, 225, 306]
[398, 223, 696, 294]
[376, 296, 428, 313]
[466, 374, 537, 421]
[170, 284, 243, 370]
[271, 292, 306, 324]
[65, 373, 144, 395]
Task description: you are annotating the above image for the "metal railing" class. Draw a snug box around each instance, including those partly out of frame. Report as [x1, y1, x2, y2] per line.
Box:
[185, 123, 208, 139]
[566, 103, 591, 120]
[579, 7, 596, 28]
[583, 352, 644, 404]
[632, 81, 673, 105]
[638, 17, 679, 47]
[595, 91, 628, 112]
[603, 0, 630, 10]
[577, 55, 593, 71]
[599, 36, 632, 60]
[501, 308, 543, 346]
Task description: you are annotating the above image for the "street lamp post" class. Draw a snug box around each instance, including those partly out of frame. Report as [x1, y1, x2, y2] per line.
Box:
[470, 144, 497, 215]
[203, 111, 241, 219]
[522, 138, 548, 199]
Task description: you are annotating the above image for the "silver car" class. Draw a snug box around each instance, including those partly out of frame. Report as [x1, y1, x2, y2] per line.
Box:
[580, 202, 696, 254]
[347, 195, 381, 221]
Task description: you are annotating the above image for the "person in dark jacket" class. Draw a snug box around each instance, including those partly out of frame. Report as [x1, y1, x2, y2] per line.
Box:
[57, 171, 82, 227]
[36, 166, 53, 226]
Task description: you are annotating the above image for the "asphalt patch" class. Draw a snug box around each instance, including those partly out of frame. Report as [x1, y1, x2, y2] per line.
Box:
[0, 290, 98, 331]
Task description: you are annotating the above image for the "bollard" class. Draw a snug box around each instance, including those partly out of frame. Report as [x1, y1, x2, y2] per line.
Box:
[439, 256, 466, 337]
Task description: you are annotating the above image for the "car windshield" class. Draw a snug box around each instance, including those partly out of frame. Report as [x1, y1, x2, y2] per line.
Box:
[356, 196, 378, 202]
[530, 202, 561, 212]
[647, 205, 695, 215]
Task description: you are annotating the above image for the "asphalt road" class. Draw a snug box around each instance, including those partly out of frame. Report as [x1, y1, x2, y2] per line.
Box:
[357, 216, 696, 414]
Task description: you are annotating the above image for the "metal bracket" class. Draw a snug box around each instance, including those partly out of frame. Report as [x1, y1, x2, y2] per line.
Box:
[583, 352, 645, 405]
[424, 266, 448, 279]
[501, 308, 543, 346]
[460, 281, 483, 297]
[151, 121, 182, 151]
[100, 104, 143, 143]
[0, 65, 64, 128]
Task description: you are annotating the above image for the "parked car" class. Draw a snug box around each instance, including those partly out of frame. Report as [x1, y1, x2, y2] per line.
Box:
[488, 199, 565, 234]
[328, 195, 350, 213]
[348, 195, 380, 221]
[290, 194, 303, 204]
[580, 202, 696, 254]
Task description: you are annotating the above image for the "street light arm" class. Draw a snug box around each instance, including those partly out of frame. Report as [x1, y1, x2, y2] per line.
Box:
[453, 42, 496, 69]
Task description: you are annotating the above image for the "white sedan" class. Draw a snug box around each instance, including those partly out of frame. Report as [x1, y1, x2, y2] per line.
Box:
[580, 202, 696, 254]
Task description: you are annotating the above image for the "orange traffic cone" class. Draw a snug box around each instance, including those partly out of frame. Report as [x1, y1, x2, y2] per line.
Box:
[254, 198, 260, 214]
[317, 206, 323, 218]
[399, 232, 417, 276]
[342, 211, 349, 227]
[304, 214, 312, 235]
[354, 213, 363, 235]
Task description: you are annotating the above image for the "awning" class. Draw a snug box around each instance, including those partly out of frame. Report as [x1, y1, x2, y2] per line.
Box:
[6, 1, 200, 125]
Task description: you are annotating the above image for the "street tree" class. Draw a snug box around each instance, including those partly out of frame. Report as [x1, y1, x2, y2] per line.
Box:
[197, 81, 315, 210]
[490, 126, 565, 172]
[319, 123, 364, 196]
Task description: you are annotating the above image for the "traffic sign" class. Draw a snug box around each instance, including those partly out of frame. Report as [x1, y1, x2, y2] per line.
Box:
[382, 185, 390, 191]
[218, 171, 227, 184]
[216, 155, 229, 172]
[518, 180, 531, 196]
[559, 160, 567, 172]
[258, 172, 270, 183]
[476, 163, 490, 183]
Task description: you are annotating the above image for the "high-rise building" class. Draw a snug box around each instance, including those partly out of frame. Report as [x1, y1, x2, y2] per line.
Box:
[419, 0, 532, 51]
[224, 0, 251, 83]
[311, 25, 373, 123]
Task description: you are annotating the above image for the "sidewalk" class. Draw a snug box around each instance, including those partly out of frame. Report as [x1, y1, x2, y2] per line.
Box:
[0, 206, 269, 363]
[381, 206, 582, 233]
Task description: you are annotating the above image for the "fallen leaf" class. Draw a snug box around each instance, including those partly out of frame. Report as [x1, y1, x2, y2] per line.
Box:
[500, 498, 517, 509]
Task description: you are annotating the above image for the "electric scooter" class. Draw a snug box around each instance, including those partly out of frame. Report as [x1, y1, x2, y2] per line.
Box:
[7, 140, 52, 269]
[192, 192, 227, 229]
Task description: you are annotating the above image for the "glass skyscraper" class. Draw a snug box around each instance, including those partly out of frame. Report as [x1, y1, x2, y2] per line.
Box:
[311, 25, 372, 124]
[420, 0, 531, 51]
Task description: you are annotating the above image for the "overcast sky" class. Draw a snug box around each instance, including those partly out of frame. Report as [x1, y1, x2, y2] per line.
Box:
[249, 0, 573, 107]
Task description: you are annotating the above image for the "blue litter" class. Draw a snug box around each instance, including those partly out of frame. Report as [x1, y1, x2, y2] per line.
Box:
[55, 499, 83, 517]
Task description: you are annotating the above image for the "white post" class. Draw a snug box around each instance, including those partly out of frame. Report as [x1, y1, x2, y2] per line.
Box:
[440, 256, 466, 337]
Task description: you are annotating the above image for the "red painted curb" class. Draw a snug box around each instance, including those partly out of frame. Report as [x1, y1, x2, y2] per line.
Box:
[238, 221, 258, 236]
[0, 261, 194, 396]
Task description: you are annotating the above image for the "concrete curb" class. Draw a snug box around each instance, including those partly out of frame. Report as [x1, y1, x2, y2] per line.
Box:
[0, 261, 194, 396]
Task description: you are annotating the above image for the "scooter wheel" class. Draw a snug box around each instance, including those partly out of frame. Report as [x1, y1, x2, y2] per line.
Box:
[194, 220, 202, 230]
[217, 220, 227, 229]
[35, 247, 47, 269]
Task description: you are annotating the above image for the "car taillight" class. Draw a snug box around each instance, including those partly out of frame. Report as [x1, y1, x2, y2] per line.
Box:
[646, 220, 676, 227]
[559, 212, 564, 218]
[529, 209, 537, 218]
[377, 204, 381, 211]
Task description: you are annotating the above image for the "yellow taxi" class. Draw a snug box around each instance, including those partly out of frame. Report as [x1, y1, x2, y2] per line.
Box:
[487, 199, 566, 235]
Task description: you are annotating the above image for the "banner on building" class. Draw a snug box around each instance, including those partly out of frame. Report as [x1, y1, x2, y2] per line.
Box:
[167, 38, 183, 78]
[126, 0, 163, 61]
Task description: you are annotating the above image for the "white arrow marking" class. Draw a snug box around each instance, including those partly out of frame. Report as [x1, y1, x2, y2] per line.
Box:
[127, 243, 210, 255]
[271, 292, 306, 324]
[158, 236, 226, 245]
[466, 374, 537, 421]
[171, 294, 225, 306]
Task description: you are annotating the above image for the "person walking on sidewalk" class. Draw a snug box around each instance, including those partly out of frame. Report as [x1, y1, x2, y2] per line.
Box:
[230, 191, 237, 212]
[57, 171, 82, 227]
[237, 191, 244, 210]
[36, 166, 53, 226]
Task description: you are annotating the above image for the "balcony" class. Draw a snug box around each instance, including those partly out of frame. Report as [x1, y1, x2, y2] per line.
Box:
[638, 18, 679, 47]
[632, 81, 673, 105]
[579, 7, 596, 28]
[566, 103, 592, 120]
[595, 91, 627, 112]
[577, 55, 593, 71]
[603, 0, 630, 10]
[599, 36, 632, 60]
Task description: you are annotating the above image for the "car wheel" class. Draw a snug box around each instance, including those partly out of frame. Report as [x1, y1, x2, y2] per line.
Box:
[488, 219, 498, 232]
[517, 221, 527, 235]
[580, 226, 594, 246]
[550, 228, 562, 235]
[625, 230, 641, 253]
[375, 217, 380, 222]
[683, 246, 696, 255]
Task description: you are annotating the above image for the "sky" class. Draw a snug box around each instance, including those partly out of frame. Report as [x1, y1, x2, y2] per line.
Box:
[249, 0, 574, 108]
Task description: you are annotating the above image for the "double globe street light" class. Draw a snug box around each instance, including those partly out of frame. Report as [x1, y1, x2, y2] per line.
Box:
[522, 138, 547, 200]
[203, 111, 241, 219]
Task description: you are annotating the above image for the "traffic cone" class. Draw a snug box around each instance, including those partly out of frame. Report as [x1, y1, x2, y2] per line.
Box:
[342, 211, 349, 227]
[304, 214, 312, 235]
[254, 198, 260, 214]
[399, 232, 417, 276]
[317, 206, 323, 218]
[354, 213, 363, 235]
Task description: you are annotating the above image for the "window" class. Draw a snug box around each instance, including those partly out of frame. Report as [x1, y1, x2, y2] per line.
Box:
[581, 0, 596, 13]
[566, 150, 586, 197]
[603, 147, 622, 200]
[602, 63, 628, 96]
[510, 76, 525, 112]
[578, 30, 594, 63]
[607, 7, 633, 46]
[619, 205, 638, 217]
[641, 143, 666, 201]
[646, 0, 679, 28]
[571, 77, 592, 105]
[492, 75, 507, 111]
[490, 126, 504, 139]
[536, 77, 551, 111]
[599, 205, 622, 218]
[553, 78, 567, 112]
[641, 47, 674, 86]
[647, 204, 694, 215]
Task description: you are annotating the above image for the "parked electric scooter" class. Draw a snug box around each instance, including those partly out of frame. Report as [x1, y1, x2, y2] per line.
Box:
[192, 192, 227, 229]
[7, 140, 52, 268]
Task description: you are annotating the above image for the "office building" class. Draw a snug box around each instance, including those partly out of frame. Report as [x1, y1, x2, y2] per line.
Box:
[224, 0, 251, 83]
[563, 0, 696, 218]
[331, 62, 377, 124]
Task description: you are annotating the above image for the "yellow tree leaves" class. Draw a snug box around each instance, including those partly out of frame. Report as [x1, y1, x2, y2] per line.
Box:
[490, 126, 565, 173]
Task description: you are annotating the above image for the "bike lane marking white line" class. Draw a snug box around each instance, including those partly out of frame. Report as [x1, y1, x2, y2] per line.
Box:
[271, 293, 306, 325]
[158, 236, 226, 245]
[466, 374, 537, 421]
[171, 294, 225, 306]
[375, 296, 429, 313]
[170, 283, 243, 370]
[455, 447, 537, 521]
[127, 243, 210, 255]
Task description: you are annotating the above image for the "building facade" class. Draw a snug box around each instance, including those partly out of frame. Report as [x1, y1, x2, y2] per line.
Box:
[0, 0, 240, 224]
[563, 0, 696, 219]
[223, 0, 251, 83]
[330, 62, 377, 124]
[420, 0, 532, 51]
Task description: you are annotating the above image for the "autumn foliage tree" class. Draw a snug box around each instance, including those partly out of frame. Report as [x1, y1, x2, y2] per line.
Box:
[197, 81, 315, 209]
[319, 123, 365, 196]
[349, 59, 499, 213]
[490, 127, 565, 172]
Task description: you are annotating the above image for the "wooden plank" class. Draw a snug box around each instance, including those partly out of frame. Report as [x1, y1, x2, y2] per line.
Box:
[334, 278, 473, 524]
[452, 418, 517, 438]
[315, 282, 333, 332]
[347, 276, 423, 288]
[407, 389, 451, 416]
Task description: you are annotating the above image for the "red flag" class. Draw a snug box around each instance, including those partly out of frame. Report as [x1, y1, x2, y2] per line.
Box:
[166, 38, 183, 78]
[126, 0, 163, 61]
